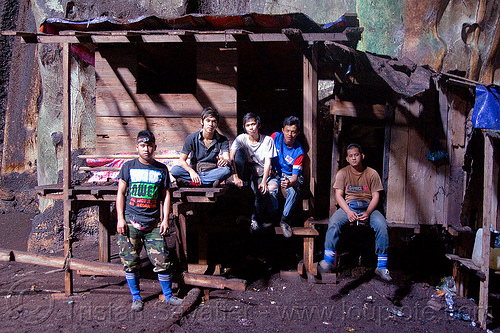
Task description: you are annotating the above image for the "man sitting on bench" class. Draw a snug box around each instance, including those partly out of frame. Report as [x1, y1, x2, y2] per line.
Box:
[171, 107, 232, 187]
[269, 116, 304, 238]
[319, 143, 391, 282]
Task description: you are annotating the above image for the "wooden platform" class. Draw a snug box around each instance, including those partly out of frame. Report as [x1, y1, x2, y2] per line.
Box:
[34, 183, 246, 292]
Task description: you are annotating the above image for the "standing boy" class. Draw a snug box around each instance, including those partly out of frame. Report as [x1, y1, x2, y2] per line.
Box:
[319, 143, 391, 281]
[230, 112, 278, 231]
[116, 130, 183, 312]
[269, 116, 304, 238]
[171, 107, 232, 187]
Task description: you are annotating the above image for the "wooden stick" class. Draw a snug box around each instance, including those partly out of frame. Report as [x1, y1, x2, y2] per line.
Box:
[0, 249, 12, 261]
[69, 258, 124, 277]
[1, 249, 125, 277]
[182, 272, 246, 291]
[163, 288, 201, 328]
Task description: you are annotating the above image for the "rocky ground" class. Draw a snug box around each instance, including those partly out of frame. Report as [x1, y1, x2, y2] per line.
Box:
[0, 171, 498, 332]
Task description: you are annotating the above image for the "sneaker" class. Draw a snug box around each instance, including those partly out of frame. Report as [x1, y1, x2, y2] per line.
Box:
[176, 178, 191, 188]
[131, 299, 144, 312]
[212, 179, 221, 188]
[374, 268, 392, 282]
[280, 221, 293, 238]
[250, 219, 260, 232]
[318, 259, 334, 274]
[166, 295, 184, 306]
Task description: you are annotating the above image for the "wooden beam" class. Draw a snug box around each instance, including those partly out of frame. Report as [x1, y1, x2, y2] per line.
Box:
[445, 254, 480, 272]
[330, 116, 341, 216]
[91, 35, 130, 43]
[195, 34, 237, 43]
[141, 34, 183, 43]
[274, 226, 319, 236]
[187, 263, 222, 275]
[12, 251, 65, 267]
[69, 258, 124, 277]
[479, 134, 496, 329]
[444, 88, 467, 229]
[329, 100, 389, 119]
[249, 33, 291, 42]
[162, 288, 201, 328]
[38, 35, 79, 43]
[62, 42, 73, 296]
[182, 272, 246, 291]
[303, 220, 316, 275]
[0, 249, 12, 261]
[5, 30, 350, 44]
[303, 43, 318, 211]
[302, 33, 347, 42]
[1, 250, 125, 277]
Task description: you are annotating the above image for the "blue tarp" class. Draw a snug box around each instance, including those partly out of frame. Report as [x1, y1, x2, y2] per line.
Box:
[472, 84, 500, 130]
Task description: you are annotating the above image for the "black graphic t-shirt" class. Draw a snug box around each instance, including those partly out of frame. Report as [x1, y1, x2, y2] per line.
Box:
[118, 158, 171, 228]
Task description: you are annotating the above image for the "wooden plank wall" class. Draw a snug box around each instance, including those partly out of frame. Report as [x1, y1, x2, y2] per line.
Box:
[443, 87, 467, 229]
[386, 93, 467, 227]
[95, 43, 237, 154]
[385, 106, 409, 225]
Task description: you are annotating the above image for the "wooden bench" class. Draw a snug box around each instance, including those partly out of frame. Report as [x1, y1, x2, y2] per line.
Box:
[445, 253, 497, 298]
[276, 218, 336, 284]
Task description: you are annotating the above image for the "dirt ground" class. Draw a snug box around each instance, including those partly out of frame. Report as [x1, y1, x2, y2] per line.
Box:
[0, 175, 497, 332]
[0, 223, 495, 332]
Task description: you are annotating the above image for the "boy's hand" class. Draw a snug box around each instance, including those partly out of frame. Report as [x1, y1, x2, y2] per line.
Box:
[346, 210, 358, 223]
[160, 220, 169, 235]
[233, 175, 244, 187]
[217, 156, 229, 167]
[258, 182, 268, 194]
[117, 218, 127, 235]
[357, 211, 370, 221]
[188, 170, 201, 185]
[281, 178, 291, 189]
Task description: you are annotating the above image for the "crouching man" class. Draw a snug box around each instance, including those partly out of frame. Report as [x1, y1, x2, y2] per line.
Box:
[116, 130, 184, 312]
[319, 143, 391, 281]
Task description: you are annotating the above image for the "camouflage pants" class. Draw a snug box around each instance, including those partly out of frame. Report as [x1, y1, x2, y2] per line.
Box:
[118, 222, 171, 273]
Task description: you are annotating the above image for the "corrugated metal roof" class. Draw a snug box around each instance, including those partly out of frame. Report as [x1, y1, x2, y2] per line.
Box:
[40, 12, 359, 34]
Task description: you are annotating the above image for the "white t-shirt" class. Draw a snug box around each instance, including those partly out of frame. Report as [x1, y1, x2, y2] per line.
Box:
[231, 133, 277, 167]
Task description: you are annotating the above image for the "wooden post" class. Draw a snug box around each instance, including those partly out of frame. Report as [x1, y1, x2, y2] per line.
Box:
[329, 116, 340, 216]
[479, 134, 496, 329]
[303, 219, 315, 274]
[173, 202, 188, 266]
[303, 43, 318, 212]
[98, 202, 111, 262]
[62, 42, 73, 295]
[445, 88, 467, 229]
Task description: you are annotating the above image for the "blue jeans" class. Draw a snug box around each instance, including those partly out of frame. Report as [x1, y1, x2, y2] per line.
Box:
[324, 208, 389, 255]
[268, 175, 301, 221]
[170, 165, 232, 185]
[233, 148, 278, 222]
